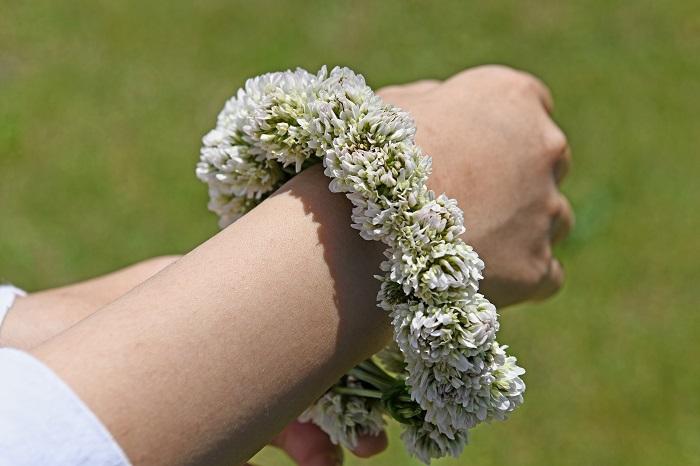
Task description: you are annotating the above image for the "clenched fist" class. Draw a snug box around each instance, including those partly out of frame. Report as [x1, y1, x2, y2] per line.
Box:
[378, 65, 574, 307]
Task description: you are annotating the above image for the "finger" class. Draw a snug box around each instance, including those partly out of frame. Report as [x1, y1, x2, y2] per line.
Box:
[351, 431, 388, 458]
[554, 145, 572, 184]
[271, 421, 343, 466]
[550, 196, 574, 244]
[532, 257, 565, 301]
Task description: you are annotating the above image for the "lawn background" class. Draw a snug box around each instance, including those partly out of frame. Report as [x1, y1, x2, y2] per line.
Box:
[1, 1, 698, 465]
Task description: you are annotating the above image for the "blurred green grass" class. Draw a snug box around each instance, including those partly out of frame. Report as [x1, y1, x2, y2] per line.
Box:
[1, 0, 698, 465]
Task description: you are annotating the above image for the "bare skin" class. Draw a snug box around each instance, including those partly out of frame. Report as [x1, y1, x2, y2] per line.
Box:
[31, 166, 391, 466]
[1, 255, 387, 466]
[378, 65, 573, 306]
[1, 66, 572, 466]
[0, 256, 179, 350]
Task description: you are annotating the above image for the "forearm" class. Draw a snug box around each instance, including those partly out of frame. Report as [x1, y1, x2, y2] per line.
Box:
[0, 256, 180, 349]
[31, 165, 389, 466]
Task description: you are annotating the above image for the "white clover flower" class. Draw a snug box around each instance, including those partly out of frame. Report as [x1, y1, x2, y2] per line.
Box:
[298, 377, 386, 449]
[393, 294, 499, 366]
[487, 342, 526, 420]
[197, 65, 526, 463]
[376, 278, 408, 312]
[241, 69, 322, 172]
[197, 143, 285, 198]
[410, 193, 466, 243]
[381, 239, 484, 303]
[402, 341, 525, 435]
[417, 241, 484, 302]
[401, 421, 469, 464]
[204, 189, 262, 228]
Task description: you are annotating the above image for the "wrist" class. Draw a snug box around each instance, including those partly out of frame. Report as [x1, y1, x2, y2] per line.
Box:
[267, 163, 391, 353]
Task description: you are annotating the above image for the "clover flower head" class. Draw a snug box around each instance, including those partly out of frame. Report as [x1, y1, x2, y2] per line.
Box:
[381, 239, 484, 304]
[401, 422, 469, 464]
[393, 294, 499, 367]
[298, 377, 386, 449]
[402, 340, 525, 435]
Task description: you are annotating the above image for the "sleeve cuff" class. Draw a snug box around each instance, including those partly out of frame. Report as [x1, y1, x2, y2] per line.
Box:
[0, 348, 132, 466]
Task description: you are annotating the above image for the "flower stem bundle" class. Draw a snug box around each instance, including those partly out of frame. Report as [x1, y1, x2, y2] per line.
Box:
[196, 66, 525, 463]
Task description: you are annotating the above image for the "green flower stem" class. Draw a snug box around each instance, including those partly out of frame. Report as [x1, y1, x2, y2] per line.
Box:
[397, 406, 423, 418]
[348, 367, 394, 391]
[332, 386, 384, 399]
[359, 359, 396, 381]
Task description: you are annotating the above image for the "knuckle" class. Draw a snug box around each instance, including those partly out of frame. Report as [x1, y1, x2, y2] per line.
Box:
[512, 72, 554, 110]
[508, 71, 535, 88]
[405, 80, 441, 96]
[543, 125, 568, 156]
[413, 79, 440, 87]
[551, 261, 566, 288]
[550, 195, 575, 244]
[547, 195, 564, 218]
[512, 70, 545, 92]
[376, 85, 400, 98]
[559, 194, 573, 216]
[481, 64, 517, 74]
[532, 256, 565, 300]
[563, 198, 575, 229]
[559, 200, 575, 228]
[516, 70, 540, 86]
[471, 64, 522, 82]
[527, 252, 553, 288]
[554, 147, 573, 184]
[469, 65, 550, 97]
[549, 267, 565, 291]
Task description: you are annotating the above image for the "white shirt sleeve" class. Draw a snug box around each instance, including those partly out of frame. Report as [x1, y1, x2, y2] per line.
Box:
[0, 285, 26, 329]
[0, 348, 132, 466]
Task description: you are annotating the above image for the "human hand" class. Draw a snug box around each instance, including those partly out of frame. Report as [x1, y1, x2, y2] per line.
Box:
[247, 420, 386, 466]
[377, 65, 573, 307]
